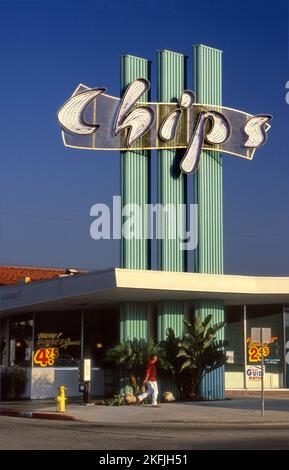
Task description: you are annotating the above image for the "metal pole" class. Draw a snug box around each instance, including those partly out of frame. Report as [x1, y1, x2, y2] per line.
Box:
[80, 310, 86, 404]
[30, 312, 36, 400]
[282, 305, 286, 388]
[261, 327, 265, 418]
[81, 310, 84, 360]
[84, 381, 91, 404]
[243, 305, 247, 389]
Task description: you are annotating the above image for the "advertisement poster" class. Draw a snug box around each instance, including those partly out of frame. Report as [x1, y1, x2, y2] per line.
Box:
[247, 335, 281, 366]
[246, 365, 266, 381]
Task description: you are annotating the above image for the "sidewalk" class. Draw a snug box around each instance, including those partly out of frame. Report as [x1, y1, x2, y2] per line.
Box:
[1, 396, 289, 426]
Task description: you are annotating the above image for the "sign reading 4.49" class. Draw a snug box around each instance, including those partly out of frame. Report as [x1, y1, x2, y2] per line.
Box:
[34, 348, 59, 367]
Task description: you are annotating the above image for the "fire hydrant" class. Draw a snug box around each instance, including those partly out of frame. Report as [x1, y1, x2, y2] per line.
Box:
[55, 385, 67, 413]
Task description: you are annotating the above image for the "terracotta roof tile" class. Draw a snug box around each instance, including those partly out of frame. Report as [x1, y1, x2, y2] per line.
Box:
[0, 266, 86, 286]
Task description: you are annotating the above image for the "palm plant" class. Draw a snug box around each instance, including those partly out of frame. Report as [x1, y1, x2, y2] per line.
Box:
[177, 315, 227, 399]
[105, 338, 162, 392]
[159, 327, 183, 392]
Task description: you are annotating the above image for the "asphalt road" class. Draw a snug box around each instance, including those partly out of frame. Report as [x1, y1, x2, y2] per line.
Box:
[0, 416, 289, 450]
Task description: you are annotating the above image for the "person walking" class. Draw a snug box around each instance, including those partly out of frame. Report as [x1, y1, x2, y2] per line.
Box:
[137, 355, 160, 407]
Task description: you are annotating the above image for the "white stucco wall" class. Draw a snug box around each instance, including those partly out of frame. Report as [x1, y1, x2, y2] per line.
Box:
[30, 367, 104, 399]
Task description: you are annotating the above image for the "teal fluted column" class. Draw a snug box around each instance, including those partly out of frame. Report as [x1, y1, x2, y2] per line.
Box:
[120, 55, 150, 343]
[120, 302, 148, 342]
[193, 45, 225, 399]
[157, 51, 187, 347]
[157, 50, 187, 273]
[157, 301, 184, 341]
[193, 44, 223, 275]
[195, 299, 225, 399]
[120, 55, 151, 271]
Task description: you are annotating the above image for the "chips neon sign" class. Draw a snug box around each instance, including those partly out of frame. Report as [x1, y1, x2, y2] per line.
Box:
[57, 78, 272, 174]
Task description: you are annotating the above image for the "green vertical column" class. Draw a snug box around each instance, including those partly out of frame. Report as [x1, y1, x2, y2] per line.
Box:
[157, 50, 187, 273]
[120, 55, 150, 343]
[157, 51, 186, 347]
[121, 55, 151, 270]
[120, 302, 148, 342]
[193, 44, 223, 275]
[193, 45, 225, 399]
[195, 300, 225, 399]
[157, 301, 184, 341]
[157, 300, 184, 398]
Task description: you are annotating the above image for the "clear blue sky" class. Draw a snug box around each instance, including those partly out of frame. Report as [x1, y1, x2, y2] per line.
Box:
[0, 0, 288, 275]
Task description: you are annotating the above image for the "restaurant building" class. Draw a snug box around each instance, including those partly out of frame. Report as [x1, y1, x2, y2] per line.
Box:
[1, 44, 286, 400]
[0, 266, 288, 399]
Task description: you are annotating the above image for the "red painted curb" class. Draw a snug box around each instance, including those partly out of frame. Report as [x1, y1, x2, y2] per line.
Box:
[0, 408, 76, 421]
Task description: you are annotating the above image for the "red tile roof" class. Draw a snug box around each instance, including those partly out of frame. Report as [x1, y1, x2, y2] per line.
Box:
[0, 266, 85, 286]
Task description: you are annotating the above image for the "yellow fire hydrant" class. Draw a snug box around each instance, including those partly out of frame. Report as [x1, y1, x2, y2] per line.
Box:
[55, 385, 67, 413]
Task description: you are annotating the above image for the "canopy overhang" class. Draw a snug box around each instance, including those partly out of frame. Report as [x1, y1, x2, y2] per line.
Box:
[0, 268, 289, 317]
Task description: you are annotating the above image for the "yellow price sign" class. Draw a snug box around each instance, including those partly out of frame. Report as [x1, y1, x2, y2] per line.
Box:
[34, 348, 59, 367]
[248, 345, 270, 363]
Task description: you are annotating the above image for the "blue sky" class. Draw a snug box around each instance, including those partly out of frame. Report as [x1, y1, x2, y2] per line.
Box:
[0, 0, 288, 275]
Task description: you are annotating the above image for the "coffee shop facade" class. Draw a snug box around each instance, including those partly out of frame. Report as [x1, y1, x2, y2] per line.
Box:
[0, 267, 289, 399]
[0, 44, 286, 400]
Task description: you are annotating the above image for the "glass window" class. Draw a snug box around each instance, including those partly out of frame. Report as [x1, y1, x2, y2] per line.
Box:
[224, 306, 244, 371]
[84, 309, 118, 367]
[246, 305, 283, 374]
[9, 315, 33, 367]
[34, 311, 81, 367]
[0, 317, 8, 366]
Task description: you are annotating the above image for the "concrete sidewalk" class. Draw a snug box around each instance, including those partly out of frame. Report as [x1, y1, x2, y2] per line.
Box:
[1, 396, 289, 426]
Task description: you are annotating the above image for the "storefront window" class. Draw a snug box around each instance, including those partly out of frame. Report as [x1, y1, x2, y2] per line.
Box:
[0, 317, 8, 366]
[34, 312, 81, 367]
[224, 306, 244, 372]
[9, 315, 33, 367]
[84, 309, 118, 367]
[246, 305, 284, 377]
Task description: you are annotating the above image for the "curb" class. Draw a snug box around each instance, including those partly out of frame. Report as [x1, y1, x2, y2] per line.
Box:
[0, 408, 76, 421]
[1, 410, 289, 427]
[76, 420, 289, 429]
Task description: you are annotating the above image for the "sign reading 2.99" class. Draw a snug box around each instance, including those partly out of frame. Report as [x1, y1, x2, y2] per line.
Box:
[34, 348, 59, 367]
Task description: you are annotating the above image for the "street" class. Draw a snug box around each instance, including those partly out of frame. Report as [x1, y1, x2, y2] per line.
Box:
[0, 415, 289, 450]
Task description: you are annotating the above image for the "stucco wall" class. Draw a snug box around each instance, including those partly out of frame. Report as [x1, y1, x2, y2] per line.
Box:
[30, 367, 104, 399]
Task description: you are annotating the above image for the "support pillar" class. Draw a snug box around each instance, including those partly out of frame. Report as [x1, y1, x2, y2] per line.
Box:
[120, 54, 151, 271]
[194, 300, 225, 399]
[157, 50, 187, 273]
[157, 301, 185, 342]
[193, 44, 223, 275]
[193, 45, 225, 399]
[157, 50, 187, 343]
[120, 302, 148, 342]
[119, 55, 150, 344]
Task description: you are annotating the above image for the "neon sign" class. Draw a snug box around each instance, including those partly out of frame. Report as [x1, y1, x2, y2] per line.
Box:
[57, 78, 272, 174]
